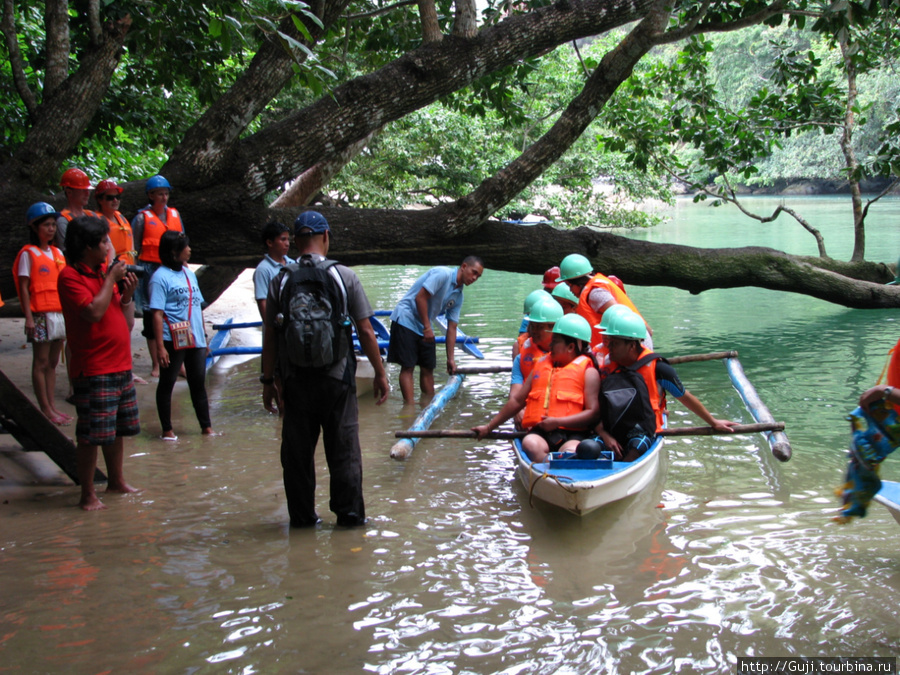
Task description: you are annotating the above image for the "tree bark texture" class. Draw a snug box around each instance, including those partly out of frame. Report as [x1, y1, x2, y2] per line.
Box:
[163, 0, 353, 188]
[3, 15, 131, 188]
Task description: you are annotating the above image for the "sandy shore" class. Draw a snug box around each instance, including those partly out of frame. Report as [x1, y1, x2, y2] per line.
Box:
[0, 268, 261, 490]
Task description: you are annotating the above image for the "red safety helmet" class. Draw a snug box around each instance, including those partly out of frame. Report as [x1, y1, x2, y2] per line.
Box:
[60, 167, 93, 190]
[542, 266, 561, 291]
[607, 275, 626, 293]
[95, 179, 124, 196]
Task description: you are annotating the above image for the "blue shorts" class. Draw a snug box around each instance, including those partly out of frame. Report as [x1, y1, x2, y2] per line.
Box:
[73, 370, 141, 445]
[387, 321, 436, 370]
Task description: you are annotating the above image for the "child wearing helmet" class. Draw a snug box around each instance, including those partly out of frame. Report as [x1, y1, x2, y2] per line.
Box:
[593, 307, 737, 461]
[13, 203, 71, 425]
[473, 314, 601, 462]
[509, 298, 564, 429]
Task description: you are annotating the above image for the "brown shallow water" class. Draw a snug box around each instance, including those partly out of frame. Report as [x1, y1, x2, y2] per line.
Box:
[5, 200, 900, 674]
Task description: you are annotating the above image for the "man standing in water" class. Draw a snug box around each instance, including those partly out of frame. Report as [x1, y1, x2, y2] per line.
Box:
[260, 211, 389, 528]
[388, 256, 484, 403]
[58, 216, 141, 510]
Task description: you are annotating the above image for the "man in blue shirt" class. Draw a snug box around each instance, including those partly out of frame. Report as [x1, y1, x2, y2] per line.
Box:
[388, 257, 484, 403]
[252, 221, 294, 321]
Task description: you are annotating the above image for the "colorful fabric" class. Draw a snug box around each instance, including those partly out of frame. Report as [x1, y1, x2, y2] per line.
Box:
[73, 370, 140, 445]
[835, 402, 900, 522]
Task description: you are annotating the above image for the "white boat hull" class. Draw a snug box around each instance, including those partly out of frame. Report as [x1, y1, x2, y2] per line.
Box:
[513, 436, 664, 516]
[873, 480, 900, 526]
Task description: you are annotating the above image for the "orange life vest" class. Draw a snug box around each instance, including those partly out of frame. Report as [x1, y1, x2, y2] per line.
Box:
[138, 207, 183, 264]
[576, 273, 644, 347]
[103, 211, 136, 264]
[522, 354, 594, 430]
[13, 245, 66, 312]
[60, 208, 97, 221]
[518, 337, 548, 380]
[631, 347, 667, 431]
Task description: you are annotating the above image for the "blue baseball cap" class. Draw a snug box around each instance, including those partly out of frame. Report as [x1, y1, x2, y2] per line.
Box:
[294, 211, 330, 235]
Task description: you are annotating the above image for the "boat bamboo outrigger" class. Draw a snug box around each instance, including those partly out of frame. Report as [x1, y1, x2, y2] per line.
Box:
[395, 350, 789, 516]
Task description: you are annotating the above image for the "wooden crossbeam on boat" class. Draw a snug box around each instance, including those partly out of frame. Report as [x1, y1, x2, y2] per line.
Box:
[0, 367, 104, 484]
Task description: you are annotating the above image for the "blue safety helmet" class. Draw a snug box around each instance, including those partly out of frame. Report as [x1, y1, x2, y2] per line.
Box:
[145, 175, 172, 193]
[26, 202, 60, 226]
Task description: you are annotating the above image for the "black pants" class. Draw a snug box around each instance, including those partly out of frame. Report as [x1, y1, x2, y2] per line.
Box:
[156, 343, 211, 433]
[281, 374, 365, 526]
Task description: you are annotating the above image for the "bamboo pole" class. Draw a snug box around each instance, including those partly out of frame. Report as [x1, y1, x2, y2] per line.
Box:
[394, 422, 785, 440]
[724, 357, 792, 462]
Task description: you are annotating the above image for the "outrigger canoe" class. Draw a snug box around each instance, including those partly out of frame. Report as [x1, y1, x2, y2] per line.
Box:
[873, 480, 900, 526]
[513, 433, 665, 516]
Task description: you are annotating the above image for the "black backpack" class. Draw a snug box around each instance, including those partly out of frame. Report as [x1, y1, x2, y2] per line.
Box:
[277, 255, 352, 370]
[600, 352, 664, 444]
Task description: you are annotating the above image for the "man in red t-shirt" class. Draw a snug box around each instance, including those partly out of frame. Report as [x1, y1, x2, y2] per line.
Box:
[58, 216, 141, 511]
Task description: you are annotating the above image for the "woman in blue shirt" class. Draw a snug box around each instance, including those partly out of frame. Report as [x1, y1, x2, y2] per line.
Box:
[149, 231, 214, 440]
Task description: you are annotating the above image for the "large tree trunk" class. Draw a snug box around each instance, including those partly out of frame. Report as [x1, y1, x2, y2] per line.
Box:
[1, 0, 896, 314]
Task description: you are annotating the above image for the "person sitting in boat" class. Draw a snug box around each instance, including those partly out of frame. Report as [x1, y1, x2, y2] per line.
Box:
[253, 221, 295, 321]
[513, 289, 553, 359]
[472, 314, 601, 463]
[591, 307, 737, 462]
[510, 299, 564, 429]
[556, 253, 653, 350]
[551, 283, 579, 315]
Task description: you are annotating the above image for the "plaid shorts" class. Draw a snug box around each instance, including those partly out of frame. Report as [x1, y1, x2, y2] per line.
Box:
[73, 370, 141, 446]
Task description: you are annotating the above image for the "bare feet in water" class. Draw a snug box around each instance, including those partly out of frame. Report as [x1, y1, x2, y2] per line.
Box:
[107, 481, 140, 495]
[79, 494, 107, 511]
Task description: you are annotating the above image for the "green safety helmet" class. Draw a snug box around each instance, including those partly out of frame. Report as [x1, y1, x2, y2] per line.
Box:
[597, 305, 647, 340]
[551, 283, 579, 304]
[526, 298, 564, 324]
[556, 254, 593, 282]
[523, 289, 553, 316]
[552, 314, 592, 342]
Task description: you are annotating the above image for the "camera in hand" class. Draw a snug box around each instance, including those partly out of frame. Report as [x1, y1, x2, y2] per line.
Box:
[111, 258, 145, 294]
[111, 258, 145, 277]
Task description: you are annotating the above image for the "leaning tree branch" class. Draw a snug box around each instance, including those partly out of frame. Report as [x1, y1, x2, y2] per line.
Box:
[43, 0, 70, 96]
[3, 15, 131, 188]
[433, 2, 671, 236]
[657, 0, 786, 44]
[344, 0, 417, 20]
[163, 0, 352, 188]
[231, 0, 657, 197]
[270, 128, 382, 208]
[862, 177, 900, 223]
[1, 0, 37, 118]
[452, 0, 478, 38]
[87, 0, 102, 46]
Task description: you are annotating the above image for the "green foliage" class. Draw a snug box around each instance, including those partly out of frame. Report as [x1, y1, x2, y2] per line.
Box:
[326, 39, 669, 229]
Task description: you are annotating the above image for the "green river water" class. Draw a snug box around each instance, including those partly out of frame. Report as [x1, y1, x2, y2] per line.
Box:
[2, 196, 899, 674]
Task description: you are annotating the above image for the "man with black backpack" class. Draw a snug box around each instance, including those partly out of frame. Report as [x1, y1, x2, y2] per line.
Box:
[260, 211, 389, 528]
[593, 306, 737, 461]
